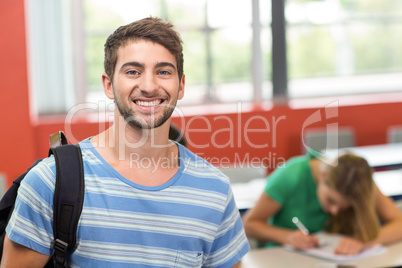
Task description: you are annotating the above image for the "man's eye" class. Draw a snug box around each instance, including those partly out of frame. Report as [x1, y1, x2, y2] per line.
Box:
[159, 70, 171, 75]
[127, 70, 139, 75]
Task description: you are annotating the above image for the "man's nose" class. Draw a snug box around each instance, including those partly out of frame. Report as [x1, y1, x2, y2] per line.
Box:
[139, 72, 158, 93]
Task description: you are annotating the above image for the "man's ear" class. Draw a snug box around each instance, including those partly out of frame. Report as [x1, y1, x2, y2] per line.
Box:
[102, 73, 114, 100]
[178, 74, 185, 100]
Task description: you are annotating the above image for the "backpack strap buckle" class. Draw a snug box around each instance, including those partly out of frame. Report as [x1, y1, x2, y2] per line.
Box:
[53, 239, 68, 267]
[54, 238, 68, 252]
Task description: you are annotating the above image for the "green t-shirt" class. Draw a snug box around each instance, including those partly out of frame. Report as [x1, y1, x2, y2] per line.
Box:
[264, 155, 327, 247]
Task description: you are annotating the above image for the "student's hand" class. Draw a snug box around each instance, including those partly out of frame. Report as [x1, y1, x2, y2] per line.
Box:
[287, 231, 319, 250]
[334, 237, 364, 255]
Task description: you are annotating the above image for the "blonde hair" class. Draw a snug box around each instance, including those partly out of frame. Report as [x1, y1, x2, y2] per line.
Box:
[323, 153, 380, 242]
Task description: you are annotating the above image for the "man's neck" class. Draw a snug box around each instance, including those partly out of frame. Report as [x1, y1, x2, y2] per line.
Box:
[96, 117, 174, 162]
[90, 117, 180, 186]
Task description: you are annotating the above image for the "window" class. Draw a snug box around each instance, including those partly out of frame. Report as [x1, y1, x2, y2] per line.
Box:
[25, 0, 76, 114]
[26, 0, 272, 114]
[83, 0, 272, 106]
[26, 0, 402, 115]
[286, 0, 402, 98]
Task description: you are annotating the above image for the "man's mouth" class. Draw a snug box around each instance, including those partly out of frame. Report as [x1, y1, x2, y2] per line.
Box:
[134, 99, 164, 107]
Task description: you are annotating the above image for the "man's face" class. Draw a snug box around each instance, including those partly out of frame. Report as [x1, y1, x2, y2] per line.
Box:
[106, 40, 185, 130]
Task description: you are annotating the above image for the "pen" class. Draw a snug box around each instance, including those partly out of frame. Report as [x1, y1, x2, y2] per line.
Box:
[292, 216, 309, 235]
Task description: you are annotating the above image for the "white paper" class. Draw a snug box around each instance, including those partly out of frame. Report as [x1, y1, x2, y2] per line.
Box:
[284, 232, 387, 263]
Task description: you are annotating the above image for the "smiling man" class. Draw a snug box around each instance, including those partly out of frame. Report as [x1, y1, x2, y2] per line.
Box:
[109, 41, 183, 130]
[1, 17, 249, 267]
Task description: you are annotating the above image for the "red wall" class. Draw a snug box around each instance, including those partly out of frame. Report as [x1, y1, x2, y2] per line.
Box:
[2, 0, 402, 188]
[32, 98, 402, 179]
[0, 0, 36, 186]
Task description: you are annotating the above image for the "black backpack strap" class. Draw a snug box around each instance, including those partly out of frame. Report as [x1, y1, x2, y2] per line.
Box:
[49, 144, 84, 268]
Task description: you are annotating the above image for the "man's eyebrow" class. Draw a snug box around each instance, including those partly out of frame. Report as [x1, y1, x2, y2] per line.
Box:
[120, 62, 144, 69]
[155, 62, 176, 70]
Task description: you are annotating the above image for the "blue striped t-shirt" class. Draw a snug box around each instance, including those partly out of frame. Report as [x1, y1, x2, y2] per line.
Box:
[6, 138, 250, 267]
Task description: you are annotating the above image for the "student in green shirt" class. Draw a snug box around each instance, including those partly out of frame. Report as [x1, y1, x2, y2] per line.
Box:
[243, 153, 402, 255]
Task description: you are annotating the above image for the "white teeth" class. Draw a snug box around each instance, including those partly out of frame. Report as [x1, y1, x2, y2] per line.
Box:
[135, 100, 162, 107]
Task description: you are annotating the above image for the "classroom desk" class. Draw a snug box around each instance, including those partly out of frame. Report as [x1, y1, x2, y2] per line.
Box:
[325, 143, 402, 170]
[231, 178, 266, 211]
[232, 168, 402, 211]
[240, 240, 402, 268]
[373, 169, 402, 201]
[232, 143, 402, 210]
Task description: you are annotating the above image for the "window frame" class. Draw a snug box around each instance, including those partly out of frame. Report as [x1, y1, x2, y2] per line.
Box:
[27, 0, 402, 115]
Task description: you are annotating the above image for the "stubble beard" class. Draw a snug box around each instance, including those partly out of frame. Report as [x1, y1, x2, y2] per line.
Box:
[114, 93, 177, 130]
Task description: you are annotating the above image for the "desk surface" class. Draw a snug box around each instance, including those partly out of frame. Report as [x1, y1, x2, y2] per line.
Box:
[232, 168, 402, 211]
[232, 143, 402, 210]
[373, 169, 402, 199]
[240, 240, 402, 268]
[325, 142, 402, 169]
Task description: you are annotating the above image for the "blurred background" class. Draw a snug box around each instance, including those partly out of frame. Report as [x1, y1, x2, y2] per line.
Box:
[23, 0, 402, 112]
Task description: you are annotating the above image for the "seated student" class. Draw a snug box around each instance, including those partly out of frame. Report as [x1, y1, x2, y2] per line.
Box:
[243, 153, 402, 255]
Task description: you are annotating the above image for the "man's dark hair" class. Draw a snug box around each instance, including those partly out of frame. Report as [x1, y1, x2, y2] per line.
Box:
[104, 17, 184, 82]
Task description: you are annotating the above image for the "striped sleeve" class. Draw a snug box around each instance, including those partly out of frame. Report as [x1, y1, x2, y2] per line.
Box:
[203, 186, 250, 267]
[6, 157, 56, 255]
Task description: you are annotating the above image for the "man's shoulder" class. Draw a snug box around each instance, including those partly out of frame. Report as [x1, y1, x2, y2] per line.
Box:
[77, 138, 105, 165]
[26, 155, 56, 178]
[178, 145, 230, 184]
[16, 155, 57, 199]
[26, 138, 98, 181]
